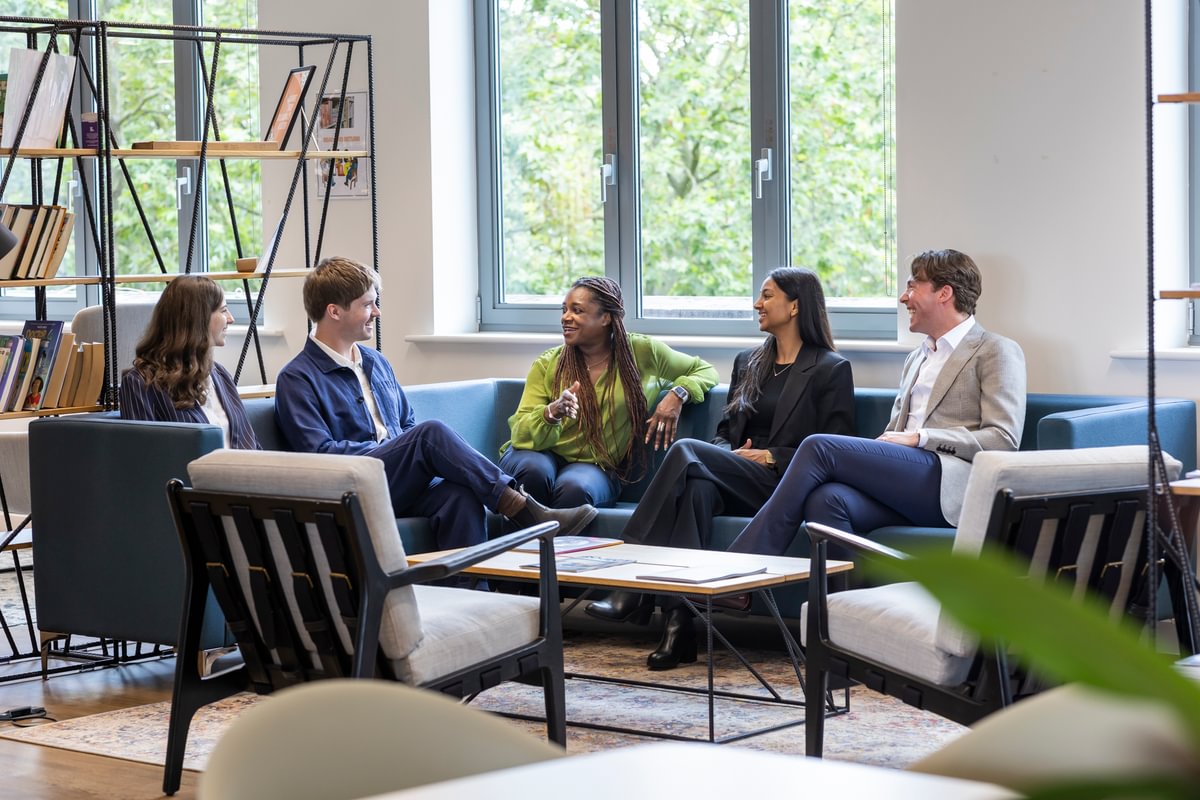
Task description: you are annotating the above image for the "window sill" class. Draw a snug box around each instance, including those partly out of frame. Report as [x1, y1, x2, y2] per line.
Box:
[405, 332, 913, 354]
[1110, 348, 1200, 362]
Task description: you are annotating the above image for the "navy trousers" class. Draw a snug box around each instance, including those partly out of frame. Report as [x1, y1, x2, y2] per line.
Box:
[623, 439, 779, 550]
[499, 447, 622, 508]
[728, 433, 947, 555]
[372, 419, 514, 550]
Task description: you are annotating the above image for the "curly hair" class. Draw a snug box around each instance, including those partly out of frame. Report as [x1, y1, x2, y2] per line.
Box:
[554, 276, 648, 482]
[131, 275, 224, 409]
[726, 267, 835, 418]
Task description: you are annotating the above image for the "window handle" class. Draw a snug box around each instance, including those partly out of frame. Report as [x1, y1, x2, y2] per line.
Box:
[176, 166, 193, 210]
[600, 153, 617, 203]
[754, 147, 773, 200]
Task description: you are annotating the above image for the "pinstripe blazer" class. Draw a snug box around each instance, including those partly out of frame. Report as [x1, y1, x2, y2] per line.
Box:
[119, 362, 261, 450]
[886, 322, 1026, 525]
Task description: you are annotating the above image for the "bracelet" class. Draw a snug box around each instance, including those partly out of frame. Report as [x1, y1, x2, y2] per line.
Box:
[544, 404, 562, 424]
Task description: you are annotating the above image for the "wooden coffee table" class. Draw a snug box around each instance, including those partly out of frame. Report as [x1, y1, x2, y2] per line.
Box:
[407, 543, 853, 743]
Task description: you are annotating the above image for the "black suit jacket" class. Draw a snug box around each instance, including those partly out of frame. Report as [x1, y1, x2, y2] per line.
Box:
[712, 344, 855, 474]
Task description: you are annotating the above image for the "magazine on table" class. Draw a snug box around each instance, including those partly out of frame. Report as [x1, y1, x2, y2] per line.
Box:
[512, 535, 623, 554]
[635, 565, 768, 584]
[520, 554, 635, 572]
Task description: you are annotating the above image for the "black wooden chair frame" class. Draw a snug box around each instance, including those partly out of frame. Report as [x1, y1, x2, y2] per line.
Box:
[804, 485, 1195, 758]
[162, 480, 565, 795]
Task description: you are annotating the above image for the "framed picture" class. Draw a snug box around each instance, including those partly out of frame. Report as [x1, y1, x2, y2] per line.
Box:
[314, 91, 370, 199]
[264, 65, 315, 149]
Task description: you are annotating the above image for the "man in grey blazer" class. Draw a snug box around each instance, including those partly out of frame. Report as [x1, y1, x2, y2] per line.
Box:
[728, 248, 1026, 555]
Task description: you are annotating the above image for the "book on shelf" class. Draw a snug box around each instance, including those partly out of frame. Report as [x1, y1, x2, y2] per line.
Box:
[1, 48, 77, 150]
[512, 536, 623, 554]
[0, 204, 71, 280]
[521, 554, 636, 572]
[5, 335, 39, 412]
[70, 341, 105, 408]
[38, 209, 73, 279]
[0, 335, 23, 410]
[0, 205, 33, 279]
[57, 340, 86, 408]
[634, 565, 768, 584]
[40, 331, 74, 409]
[19, 319, 63, 411]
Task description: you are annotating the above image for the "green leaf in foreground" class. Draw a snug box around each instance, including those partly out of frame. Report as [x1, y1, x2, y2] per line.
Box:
[873, 546, 1200, 751]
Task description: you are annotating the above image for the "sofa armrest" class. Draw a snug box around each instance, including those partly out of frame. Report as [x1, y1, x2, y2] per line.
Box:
[1037, 399, 1197, 473]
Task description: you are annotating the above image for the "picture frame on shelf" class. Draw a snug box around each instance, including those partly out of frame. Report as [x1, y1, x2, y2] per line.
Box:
[264, 64, 315, 149]
[315, 91, 369, 199]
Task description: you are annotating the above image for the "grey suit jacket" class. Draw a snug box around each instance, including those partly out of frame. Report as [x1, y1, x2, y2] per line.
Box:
[886, 321, 1026, 525]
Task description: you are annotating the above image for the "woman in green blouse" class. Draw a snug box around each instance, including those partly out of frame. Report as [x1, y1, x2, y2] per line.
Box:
[500, 276, 718, 509]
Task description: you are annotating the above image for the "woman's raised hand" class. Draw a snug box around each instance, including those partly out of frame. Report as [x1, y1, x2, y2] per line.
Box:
[547, 380, 582, 423]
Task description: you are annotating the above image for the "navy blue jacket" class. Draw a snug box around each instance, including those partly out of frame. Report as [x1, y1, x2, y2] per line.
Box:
[119, 361, 261, 450]
[274, 337, 415, 456]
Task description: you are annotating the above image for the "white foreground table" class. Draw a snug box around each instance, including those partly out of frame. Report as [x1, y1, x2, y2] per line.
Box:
[355, 742, 1018, 799]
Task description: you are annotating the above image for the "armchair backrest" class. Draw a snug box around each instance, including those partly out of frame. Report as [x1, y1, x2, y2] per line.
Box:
[185, 449, 423, 663]
[936, 445, 1179, 657]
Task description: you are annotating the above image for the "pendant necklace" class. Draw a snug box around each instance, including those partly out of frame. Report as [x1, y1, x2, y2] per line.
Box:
[772, 361, 793, 378]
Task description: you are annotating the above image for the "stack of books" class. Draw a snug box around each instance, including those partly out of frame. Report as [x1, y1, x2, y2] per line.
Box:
[0, 319, 104, 413]
[0, 204, 75, 280]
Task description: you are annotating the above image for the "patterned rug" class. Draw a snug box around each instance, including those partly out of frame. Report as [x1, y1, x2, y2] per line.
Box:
[0, 632, 966, 772]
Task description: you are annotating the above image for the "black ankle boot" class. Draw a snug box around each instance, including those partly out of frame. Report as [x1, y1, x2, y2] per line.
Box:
[646, 606, 697, 671]
[585, 591, 654, 625]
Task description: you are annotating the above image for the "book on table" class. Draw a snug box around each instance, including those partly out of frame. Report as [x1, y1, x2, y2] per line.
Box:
[635, 565, 768, 584]
[512, 535, 623, 554]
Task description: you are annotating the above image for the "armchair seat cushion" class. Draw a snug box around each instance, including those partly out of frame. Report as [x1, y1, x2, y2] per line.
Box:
[397, 586, 539, 685]
[801, 581, 973, 687]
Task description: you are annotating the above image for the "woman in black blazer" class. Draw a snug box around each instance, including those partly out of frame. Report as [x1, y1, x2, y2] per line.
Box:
[586, 267, 855, 669]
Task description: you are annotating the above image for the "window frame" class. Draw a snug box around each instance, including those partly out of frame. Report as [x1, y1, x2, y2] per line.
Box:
[0, 0, 257, 323]
[473, 0, 897, 339]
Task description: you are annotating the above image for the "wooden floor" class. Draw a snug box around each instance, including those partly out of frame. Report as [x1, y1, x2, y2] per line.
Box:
[0, 657, 195, 800]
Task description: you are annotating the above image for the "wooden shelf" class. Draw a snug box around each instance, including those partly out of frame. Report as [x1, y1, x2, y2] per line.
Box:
[110, 269, 308, 284]
[2, 146, 367, 160]
[0, 269, 308, 287]
[0, 403, 102, 421]
[1158, 93, 1200, 104]
[1159, 289, 1200, 299]
[237, 384, 275, 399]
[0, 147, 98, 158]
[112, 147, 368, 160]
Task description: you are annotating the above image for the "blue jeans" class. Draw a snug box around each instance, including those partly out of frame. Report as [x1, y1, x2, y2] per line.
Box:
[728, 433, 947, 555]
[499, 447, 621, 508]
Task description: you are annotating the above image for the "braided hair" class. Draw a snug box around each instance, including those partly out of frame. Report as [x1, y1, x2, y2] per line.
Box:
[554, 276, 649, 482]
[726, 267, 836, 418]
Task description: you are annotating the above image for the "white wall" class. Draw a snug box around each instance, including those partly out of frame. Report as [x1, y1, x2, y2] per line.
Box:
[250, 0, 1200, 429]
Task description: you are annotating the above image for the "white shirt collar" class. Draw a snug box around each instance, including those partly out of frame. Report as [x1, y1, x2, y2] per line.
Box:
[310, 332, 361, 370]
[922, 315, 975, 355]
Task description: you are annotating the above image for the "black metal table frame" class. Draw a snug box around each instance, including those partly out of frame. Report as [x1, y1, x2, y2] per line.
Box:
[477, 580, 850, 744]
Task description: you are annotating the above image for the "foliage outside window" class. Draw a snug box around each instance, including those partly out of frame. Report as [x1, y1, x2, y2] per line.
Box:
[479, 0, 895, 336]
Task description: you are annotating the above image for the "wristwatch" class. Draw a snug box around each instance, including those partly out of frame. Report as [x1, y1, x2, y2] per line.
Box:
[764, 451, 777, 471]
[671, 385, 689, 403]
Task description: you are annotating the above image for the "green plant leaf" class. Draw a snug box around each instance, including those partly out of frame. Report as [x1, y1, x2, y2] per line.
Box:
[874, 546, 1200, 751]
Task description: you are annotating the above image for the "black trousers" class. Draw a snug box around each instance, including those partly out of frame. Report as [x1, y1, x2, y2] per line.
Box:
[623, 439, 779, 550]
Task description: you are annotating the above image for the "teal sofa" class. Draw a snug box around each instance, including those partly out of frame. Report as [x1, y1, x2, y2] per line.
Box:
[29, 380, 1197, 638]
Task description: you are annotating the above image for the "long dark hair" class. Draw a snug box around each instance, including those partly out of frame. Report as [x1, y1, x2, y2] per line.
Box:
[553, 276, 648, 481]
[726, 267, 835, 417]
[131, 275, 223, 409]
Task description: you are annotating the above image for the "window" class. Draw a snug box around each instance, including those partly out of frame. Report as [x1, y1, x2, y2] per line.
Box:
[476, 0, 896, 338]
[0, 0, 260, 320]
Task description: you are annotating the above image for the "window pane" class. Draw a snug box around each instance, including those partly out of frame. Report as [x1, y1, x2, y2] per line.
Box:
[638, 0, 753, 320]
[202, 0, 261, 302]
[99, 0, 178, 290]
[788, 0, 895, 299]
[496, 0, 603, 306]
[0, 2, 75, 305]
